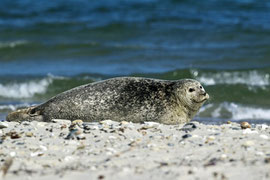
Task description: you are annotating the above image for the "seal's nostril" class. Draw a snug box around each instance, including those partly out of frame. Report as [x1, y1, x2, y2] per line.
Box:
[203, 92, 206, 96]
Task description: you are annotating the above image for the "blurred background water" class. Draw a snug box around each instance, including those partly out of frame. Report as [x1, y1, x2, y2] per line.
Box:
[1, 0, 270, 123]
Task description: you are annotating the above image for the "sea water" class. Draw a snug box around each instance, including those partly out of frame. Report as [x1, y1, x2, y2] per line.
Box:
[0, 0, 270, 123]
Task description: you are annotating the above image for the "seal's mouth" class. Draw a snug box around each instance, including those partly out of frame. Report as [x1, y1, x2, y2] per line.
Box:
[192, 99, 207, 104]
[192, 93, 209, 104]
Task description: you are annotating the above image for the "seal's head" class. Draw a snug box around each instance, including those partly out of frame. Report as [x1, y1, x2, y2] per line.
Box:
[176, 79, 209, 112]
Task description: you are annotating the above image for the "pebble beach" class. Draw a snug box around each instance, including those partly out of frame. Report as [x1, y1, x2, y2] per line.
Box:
[0, 119, 270, 180]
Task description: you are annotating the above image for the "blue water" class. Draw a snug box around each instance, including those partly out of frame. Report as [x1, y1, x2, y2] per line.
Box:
[1, 0, 270, 123]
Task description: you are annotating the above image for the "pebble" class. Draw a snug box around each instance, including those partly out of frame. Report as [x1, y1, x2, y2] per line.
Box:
[25, 132, 34, 137]
[265, 157, 270, 163]
[240, 122, 251, 129]
[65, 129, 85, 140]
[255, 151, 264, 156]
[120, 121, 134, 129]
[52, 119, 71, 124]
[1, 157, 13, 177]
[257, 124, 268, 131]
[142, 122, 160, 129]
[0, 122, 8, 129]
[71, 119, 84, 128]
[242, 140, 255, 147]
[180, 122, 197, 132]
[182, 134, 192, 139]
[207, 136, 216, 141]
[39, 145, 48, 151]
[242, 129, 258, 134]
[31, 151, 44, 157]
[10, 152, 16, 157]
[259, 134, 269, 140]
[191, 134, 200, 138]
[64, 156, 76, 162]
[8, 131, 21, 139]
[100, 120, 119, 127]
[108, 136, 117, 140]
[65, 120, 86, 140]
[220, 154, 227, 160]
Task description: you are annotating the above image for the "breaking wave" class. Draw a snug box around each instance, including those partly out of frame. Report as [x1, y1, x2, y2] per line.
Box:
[0, 77, 53, 98]
[192, 70, 270, 87]
[0, 40, 28, 49]
[199, 102, 270, 121]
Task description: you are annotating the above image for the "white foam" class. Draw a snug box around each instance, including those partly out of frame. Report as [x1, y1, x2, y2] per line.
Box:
[0, 77, 53, 98]
[0, 103, 31, 111]
[199, 102, 270, 120]
[0, 40, 28, 49]
[191, 70, 270, 86]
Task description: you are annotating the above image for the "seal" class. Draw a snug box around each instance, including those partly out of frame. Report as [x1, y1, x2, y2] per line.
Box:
[6, 77, 209, 124]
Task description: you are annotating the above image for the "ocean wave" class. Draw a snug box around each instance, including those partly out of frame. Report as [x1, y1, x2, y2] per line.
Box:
[0, 103, 32, 111]
[199, 102, 270, 120]
[0, 77, 53, 98]
[192, 70, 270, 86]
[0, 40, 28, 49]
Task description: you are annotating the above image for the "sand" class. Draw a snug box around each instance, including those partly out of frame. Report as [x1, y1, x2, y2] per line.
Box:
[0, 119, 269, 180]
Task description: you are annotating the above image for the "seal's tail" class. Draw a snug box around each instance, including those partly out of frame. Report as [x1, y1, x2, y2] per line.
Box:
[6, 107, 43, 122]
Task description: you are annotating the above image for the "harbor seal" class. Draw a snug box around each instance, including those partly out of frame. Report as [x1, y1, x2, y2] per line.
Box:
[6, 77, 209, 124]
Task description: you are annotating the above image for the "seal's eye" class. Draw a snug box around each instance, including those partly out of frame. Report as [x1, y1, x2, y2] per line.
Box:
[200, 86, 202, 89]
[189, 88, 195, 92]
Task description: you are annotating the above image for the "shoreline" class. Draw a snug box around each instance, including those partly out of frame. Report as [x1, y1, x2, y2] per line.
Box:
[0, 120, 269, 180]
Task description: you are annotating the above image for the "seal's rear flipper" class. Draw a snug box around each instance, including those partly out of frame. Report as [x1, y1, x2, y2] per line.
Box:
[6, 107, 44, 122]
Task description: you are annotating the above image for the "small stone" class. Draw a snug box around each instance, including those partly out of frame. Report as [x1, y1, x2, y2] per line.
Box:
[39, 145, 48, 151]
[207, 136, 216, 141]
[25, 132, 34, 137]
[204, 158, 219, 167]
[61, 124, 67, 129]
[220, 154, 227, 160]
[256, 151, 264, 156]
[10, 152, 16, 157]
[260, 134, 269, 140]
[265, 157, 270, 163]
[227, 121, 232, 124]
[0, 122, 8, 129]
[31, 151, 44, 157]
[257, 124, 268, 131]
[240, 122, 251, 129]
[120, 121, 129, 125]
[139, 130, 147, 136]
[64, 156, 76, 162]
[192, 134, 199, 138]
[52, 119, 71, 124]
[205, 136, 216, 144]
[98, 175, 105, 180]
[65, 129, 85, 140]
[71, 119, 84, 127]
[108, 136, 117, 140]
[22, 121, 31, 126]
[242, 129, 258, 134]
[182, 134, 192, 139]
[142, 122, 160, 129]
[8, 131, 21, 139]
[1, 157, 13, 177]
[181, 122, 197, 132]
[242, 140, 254, 147]
[100, 120, 117, 126]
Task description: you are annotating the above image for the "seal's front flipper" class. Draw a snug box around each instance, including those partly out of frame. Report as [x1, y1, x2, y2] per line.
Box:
[6, 107, 44, 122]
